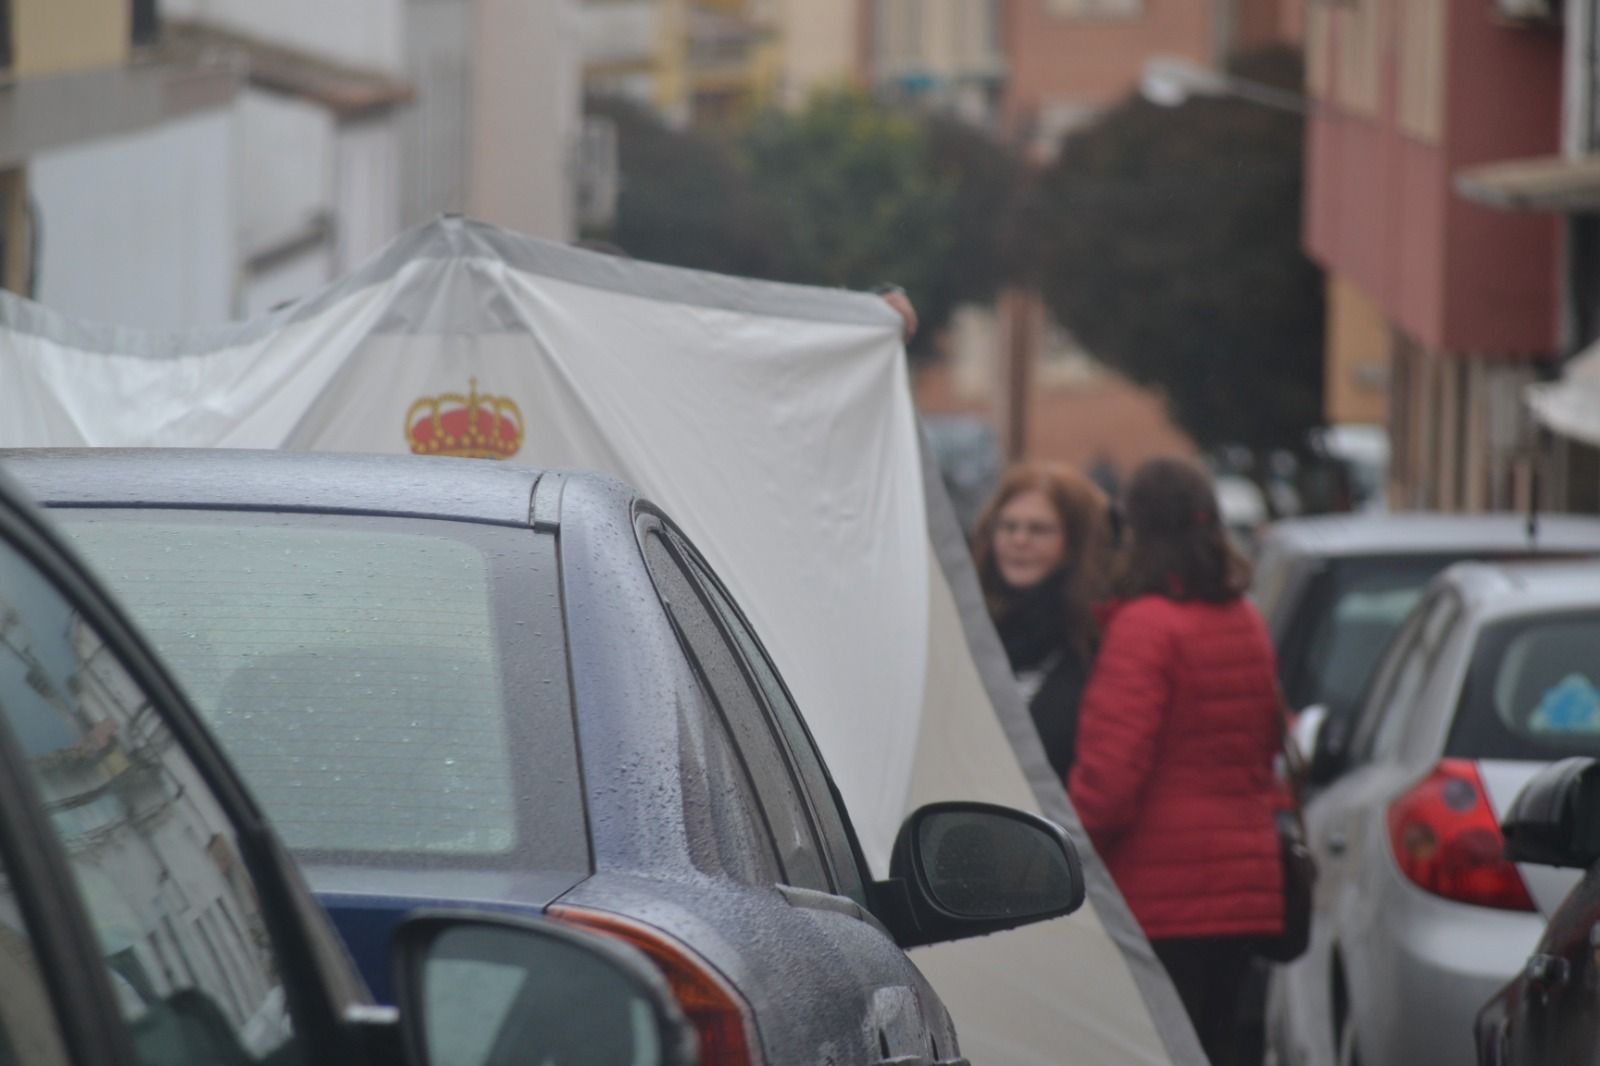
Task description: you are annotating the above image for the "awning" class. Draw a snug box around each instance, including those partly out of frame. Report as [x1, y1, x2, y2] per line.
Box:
[1456, 154, 1600, 212]
[1528, 339, 1600, 445]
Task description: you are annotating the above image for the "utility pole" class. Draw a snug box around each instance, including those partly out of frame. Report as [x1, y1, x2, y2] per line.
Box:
[998, 287, 1042, 462]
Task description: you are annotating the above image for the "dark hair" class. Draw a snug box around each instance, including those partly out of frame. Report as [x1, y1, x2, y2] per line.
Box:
[1115, 457, 1250, 604]
[973, 462, 1112, 659]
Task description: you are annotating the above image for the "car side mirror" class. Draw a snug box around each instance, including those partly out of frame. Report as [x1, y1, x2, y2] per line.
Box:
[1502, 757, 1600, 869]
[1290, 704, 1327, 771]
[389, 911, 697, 1066]
[873, 801, 1085, 949]
[1307, 706, 1352, 786]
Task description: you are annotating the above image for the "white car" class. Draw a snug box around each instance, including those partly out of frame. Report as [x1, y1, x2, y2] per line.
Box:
[1216, 473, 1270, 552]
[1270, 559, 1600, 1066]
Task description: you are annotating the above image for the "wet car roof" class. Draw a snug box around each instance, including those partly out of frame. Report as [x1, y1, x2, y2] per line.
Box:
[0, 448, 607, 527]
[1262, 511, 1600, 558]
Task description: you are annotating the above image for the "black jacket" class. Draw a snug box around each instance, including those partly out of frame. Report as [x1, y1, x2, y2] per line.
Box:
[993, 568, 1092, 780]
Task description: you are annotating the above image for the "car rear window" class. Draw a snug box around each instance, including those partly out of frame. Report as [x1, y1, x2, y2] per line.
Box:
[1448, 610, 1600, 761]
[54, 509, 586, 870]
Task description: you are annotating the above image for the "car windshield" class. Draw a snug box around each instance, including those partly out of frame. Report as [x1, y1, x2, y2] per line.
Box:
[54, 509, 586, 870]
[1290, 555, 1462, 717]
[1449, 610, 1600, 761]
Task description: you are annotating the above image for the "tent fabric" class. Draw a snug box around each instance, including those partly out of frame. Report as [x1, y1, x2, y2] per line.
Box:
[914, 431, 1203, 1065]
[0, 216, 1202, 1065]
[1528, 341, 1600, 447]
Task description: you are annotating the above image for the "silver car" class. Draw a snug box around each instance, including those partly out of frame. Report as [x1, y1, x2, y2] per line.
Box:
[1269, 559, 1600, 1066]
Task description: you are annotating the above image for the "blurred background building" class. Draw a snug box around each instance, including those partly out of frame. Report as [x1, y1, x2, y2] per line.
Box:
[19, 0, 1600, 520]
[1003, 0, 1301, 157]
[0, 0, 238, 325]
[1304, 0, 1561, 513]
[2, 0, 580, 327]
[1455, 0, 1600, 515]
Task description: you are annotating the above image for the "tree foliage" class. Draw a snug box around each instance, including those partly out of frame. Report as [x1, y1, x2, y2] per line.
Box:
[739, 92, 956, 331]
[586, 90, 1026, 357]
[1033, 48, 1325, 451]
[583, 95, 786, 279]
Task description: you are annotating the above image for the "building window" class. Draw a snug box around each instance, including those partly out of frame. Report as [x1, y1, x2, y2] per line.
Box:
[1336, 0, 1384, 117]
[1397, 0, 1445, 143]
[131, 0, 159, 48]
[1046, 0, 1144, 19]
[0, 0, 12, 71]
[873, 0, 922, 73]
[1307, 4, 1333, 100]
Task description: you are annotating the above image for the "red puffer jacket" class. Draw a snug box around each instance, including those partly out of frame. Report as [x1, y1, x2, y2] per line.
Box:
[1067, 594, 1284, 941]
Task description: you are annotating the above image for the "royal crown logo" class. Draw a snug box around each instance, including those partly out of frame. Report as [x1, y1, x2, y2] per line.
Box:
[405, 378, 525, 460]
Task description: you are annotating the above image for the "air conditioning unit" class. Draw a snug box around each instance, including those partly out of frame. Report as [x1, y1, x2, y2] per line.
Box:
[1495, 0, 1560, 25]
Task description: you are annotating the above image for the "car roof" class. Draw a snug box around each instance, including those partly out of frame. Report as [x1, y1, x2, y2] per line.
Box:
[1260, 511, 1600, 558]
[0, 448, 637, 527]
[1436, 558, 1600, 620]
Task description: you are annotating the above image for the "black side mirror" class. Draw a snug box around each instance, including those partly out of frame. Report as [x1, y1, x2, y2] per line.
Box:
[389, 912, 697, 1066]
[1307, 708, 1352, 786]
[873, 801, 1084, 949]
[1502, 757, 1600, 869]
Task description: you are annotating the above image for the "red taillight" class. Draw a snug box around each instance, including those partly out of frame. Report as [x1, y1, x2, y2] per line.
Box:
[549, 904, 760, 1066]
[1386, 760, 1534, 912]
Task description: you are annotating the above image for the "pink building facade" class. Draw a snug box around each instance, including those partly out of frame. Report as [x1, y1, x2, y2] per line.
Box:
[1304, 2, 1563, 510]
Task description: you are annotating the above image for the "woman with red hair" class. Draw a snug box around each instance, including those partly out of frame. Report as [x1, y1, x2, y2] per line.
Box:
[973, 463, 1113, 778]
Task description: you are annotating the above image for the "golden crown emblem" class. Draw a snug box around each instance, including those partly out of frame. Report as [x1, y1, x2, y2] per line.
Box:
[405, 378, 525, 460]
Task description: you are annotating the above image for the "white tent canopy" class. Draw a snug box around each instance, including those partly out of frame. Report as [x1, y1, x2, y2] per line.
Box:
[0, 217, 1202, 1066]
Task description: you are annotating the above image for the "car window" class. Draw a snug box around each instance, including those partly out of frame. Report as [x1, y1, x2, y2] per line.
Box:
[1287, 556, 1459, 720]
[1345, 602, 1423, 764]
[676, 663, 785, 887]
[54, 509, 586, 871]
[0, 534, 303, 1066]
[642, 530, 831, 892]
[669, 531, 869, 907]
[1448, 609, 1600, 761]
[1350, 592, 1457, 763]
[1247, 543, 1294, 622]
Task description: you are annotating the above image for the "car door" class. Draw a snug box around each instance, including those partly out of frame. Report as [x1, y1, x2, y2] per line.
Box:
[0, 479, 367, 1066]
[1277, 591, 1427, 1061]
[1498, 866, 1600, 1065]
[639, 517, 959, 1066]
[1285, 589, 1459, 1060]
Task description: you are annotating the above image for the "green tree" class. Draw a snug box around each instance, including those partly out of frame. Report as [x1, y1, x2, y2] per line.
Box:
[917, 113, 1028, 343]
[582, 95, 786, 279]
[1033, 47, 1325, 451]
[737, 90, 957, 352]
[588, 90, 1029, 359]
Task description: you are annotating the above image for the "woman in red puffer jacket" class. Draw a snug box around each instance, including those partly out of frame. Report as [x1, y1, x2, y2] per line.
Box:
[1068, 457, 1284, 1066]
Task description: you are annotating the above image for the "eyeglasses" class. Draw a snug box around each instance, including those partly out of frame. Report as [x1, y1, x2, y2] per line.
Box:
[995, 519, 1062, 540]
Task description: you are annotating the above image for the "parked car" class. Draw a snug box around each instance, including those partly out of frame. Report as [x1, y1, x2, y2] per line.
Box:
[1215, 472, 1271, 555]
[6, 448, 1085, 1066]
[1245, 513, 1600, 1065]
[1477, 757, 1600, 1064]
[1269, 559, 1600, 1066]
[1251, 513, 1600, 743]
[0, 465, 696, 1066]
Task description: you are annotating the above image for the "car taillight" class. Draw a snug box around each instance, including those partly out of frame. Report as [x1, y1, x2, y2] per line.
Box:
[549, 904, 761, 1066]
[1386, 759, 1534, 912]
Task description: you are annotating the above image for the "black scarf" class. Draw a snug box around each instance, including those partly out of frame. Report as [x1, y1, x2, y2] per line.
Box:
[994, 566, 1072, 672]
[993, 566, 1089, 779]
